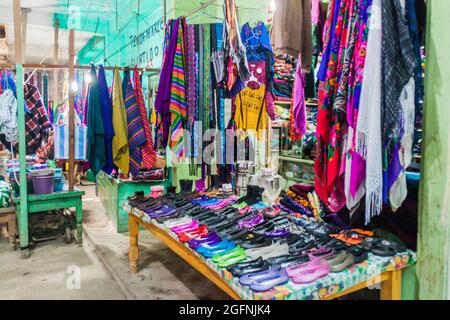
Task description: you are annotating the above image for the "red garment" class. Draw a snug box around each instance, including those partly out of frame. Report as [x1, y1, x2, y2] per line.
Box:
[134, 68, 157, 169]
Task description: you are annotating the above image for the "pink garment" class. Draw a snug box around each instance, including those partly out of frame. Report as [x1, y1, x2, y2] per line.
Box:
[311, 0, 321, 25]
[247, 61, 276, 121]
[291, 55, 307, 137]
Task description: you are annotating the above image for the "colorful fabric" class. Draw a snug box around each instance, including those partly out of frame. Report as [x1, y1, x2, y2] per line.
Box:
[155, 19, 180, 148]
[134, 68, 157, 169]
[54, 125, 88, 160]
[24, 83, 52, 154]
[124, 76, 146, 176]
[112, 68, 130, 175]
[87, 66, 107, 175]
[169, 21, 187, 159]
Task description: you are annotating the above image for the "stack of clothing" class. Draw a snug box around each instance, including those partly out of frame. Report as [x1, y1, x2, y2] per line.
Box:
[273, 55, 296, 101]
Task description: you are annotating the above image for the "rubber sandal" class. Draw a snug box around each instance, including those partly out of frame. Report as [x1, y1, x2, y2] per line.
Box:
[329, 253, 354, 273]
[239, 266, 282, 286]
[250, 269, 289, 292]
[291, 264, 330, 284]
[178, 225, 209, 242]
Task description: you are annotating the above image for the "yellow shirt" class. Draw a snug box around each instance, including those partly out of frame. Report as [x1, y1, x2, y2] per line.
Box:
[234, 84, 267, 137]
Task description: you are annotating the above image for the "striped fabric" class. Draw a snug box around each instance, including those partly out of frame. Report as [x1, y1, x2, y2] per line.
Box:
[112, 68, 130, 175]
[134, 67, 157, 169]
[169, 22, 187, 158]
[124, 77, 146, 176]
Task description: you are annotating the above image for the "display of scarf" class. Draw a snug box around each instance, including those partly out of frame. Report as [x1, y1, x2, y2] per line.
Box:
[314, 0, 418, 224]
[111, 68, 130, 175]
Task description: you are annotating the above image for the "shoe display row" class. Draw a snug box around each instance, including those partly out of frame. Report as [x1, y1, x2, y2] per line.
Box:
[127, 186, 409, 293]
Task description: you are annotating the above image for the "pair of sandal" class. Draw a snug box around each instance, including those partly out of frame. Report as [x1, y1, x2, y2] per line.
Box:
[239, 266, 289, 292]
[212, 246, 247, 268]
[197, 239, 236, 258]
[188, 232, 221, 249]
[360, 237, 407, 257]
[246, 242, 290, 260]
[286, 259, 331, 284]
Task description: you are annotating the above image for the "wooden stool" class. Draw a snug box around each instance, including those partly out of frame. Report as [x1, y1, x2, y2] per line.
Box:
[0, 206, 18, 247]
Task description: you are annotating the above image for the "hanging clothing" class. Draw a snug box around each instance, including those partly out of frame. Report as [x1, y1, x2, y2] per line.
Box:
[24, 83, 52, 154]
[134, 68, 157, 169]
[270, 0, 312, 72]
[111, 68, 130, 175]
[169, 20, 187, 159]
[124, 75, 146, 176]
[291, 55, 307, 138]
[0, 89, 18, 144]
[155, 19, 180, 148]
[381, 0, 416, 204]
[98, 65, 115, 174]
[234, 84, 268, 137]
[87, 66, 107, 175]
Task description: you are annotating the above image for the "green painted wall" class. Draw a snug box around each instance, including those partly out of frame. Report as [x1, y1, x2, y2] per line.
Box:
[417, 0, 450, 300]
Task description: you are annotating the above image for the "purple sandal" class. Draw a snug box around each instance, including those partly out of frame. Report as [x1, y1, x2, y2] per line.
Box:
[250, 269, 289, 292]
[291, 264, 330, 284]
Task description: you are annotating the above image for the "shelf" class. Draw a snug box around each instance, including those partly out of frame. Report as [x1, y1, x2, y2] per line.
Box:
[278, 156, 314, 165]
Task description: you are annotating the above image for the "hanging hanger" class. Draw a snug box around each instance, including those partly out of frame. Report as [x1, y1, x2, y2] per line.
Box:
[247, 71, 261, 89]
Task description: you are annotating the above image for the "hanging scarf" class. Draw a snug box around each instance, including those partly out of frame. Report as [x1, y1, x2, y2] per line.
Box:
[155, 19, 180, 148]
[98, 65, 115, 174]
[134, 67, 157, 169]
[169, 20, 187, 159]
[381, 0, 416, 203]
[87, 66, 106, 175]
[112, 68, 130, 175]
[124, 75, 146, 176]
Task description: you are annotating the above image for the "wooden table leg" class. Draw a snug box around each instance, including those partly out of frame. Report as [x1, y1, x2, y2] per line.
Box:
[129, 214, 140, 274]
[380, 269, 402, 300]
[8, 213, 17, 246]
[75, 199, 83, 244]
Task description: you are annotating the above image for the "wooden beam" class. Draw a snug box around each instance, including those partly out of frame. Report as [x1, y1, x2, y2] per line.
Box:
[13, 0, 29, 257]
[0, 63, 161, 73]
[53, 18, 59, 106]
[20, 7, 30, 61]
[417, 0, 450, 300]
[68, 29, 75, 192]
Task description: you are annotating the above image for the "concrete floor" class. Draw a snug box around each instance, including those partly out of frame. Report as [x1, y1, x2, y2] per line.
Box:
[0, 185, 228, 300]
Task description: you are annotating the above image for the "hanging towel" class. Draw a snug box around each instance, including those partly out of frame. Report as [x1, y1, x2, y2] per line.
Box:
[134, 67, 157, 169]
[87, 65, 107, 175]
[54, 125, 88, 160]
[112, 68, 130, 175]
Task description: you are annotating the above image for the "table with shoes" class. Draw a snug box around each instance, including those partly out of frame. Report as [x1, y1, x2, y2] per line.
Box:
[124, 186, 415, 300]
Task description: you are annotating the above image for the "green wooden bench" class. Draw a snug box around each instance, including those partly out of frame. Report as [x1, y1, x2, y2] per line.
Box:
[97, 171, 170, 233]
[14, 190, 85, 257]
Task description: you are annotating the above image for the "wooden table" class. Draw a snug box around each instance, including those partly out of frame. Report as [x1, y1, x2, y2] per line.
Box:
[0, 206, 17, 248]
[14, 190, 85, 257]
[128, 214, 402, 300]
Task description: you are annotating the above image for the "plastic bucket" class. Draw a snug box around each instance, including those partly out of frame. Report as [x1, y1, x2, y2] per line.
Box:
[54, 177, 64, 192]
[31, 170, 55, 195]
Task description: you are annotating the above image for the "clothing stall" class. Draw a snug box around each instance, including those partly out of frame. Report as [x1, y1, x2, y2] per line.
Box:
[122, 0, 422, 300]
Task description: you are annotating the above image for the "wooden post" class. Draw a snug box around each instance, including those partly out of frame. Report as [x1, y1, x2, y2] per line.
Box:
[68, 29, 75, 192]
[53, 19, 59, 109]
[417, 0, 450, 300]
[20, 7, 30, 61]
[13, 0, 29, 257]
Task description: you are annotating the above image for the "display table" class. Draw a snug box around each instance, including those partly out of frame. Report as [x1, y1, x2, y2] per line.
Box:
[97, 171, 170, 233]
[14, 190, 85, 256]
[127, 211, 415, 300]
